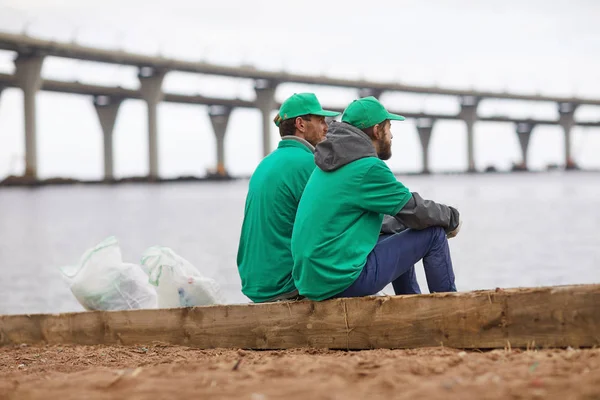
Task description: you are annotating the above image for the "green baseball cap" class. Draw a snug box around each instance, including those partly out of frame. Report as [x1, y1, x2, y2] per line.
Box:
[275, 93, 340, 126]
[341, 96, 405, 129]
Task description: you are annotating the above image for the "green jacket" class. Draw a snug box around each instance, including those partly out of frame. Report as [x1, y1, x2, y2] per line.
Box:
[237, 137, 315, 303]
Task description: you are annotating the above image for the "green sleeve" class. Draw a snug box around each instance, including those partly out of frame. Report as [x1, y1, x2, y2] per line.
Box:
[359, 161, 412, 215]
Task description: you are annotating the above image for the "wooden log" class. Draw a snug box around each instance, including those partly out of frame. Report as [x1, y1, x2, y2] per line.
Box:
[1, 284, 599, 349]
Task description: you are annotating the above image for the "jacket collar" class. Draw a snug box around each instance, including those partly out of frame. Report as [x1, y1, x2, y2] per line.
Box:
[280, 135, 315, 153]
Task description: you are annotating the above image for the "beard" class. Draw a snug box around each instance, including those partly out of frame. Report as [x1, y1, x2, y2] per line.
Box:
[377, 137, 392, 160]
[304, 127, 326, 147]
[305, 134, 323, 147]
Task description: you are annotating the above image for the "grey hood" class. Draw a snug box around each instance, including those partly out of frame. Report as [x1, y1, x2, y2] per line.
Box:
[314, 121, 377, 172]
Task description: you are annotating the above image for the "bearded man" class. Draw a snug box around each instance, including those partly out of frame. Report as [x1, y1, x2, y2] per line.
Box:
[291, 96, 462, 301]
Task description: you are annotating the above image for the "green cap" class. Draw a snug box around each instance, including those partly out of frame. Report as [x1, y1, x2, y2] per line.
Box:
[275, 93, 340, 126]
[341, 96, 405, 129]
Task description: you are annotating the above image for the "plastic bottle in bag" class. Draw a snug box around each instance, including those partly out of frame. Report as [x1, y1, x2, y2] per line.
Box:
[140, 246, 224, 308]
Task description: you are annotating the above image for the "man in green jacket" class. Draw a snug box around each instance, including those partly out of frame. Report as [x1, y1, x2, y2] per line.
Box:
[291, 96, 461, 301]
[237, 93, 340, 303]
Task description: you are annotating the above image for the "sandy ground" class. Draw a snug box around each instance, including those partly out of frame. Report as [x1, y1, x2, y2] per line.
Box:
[1, 344, 599, 400]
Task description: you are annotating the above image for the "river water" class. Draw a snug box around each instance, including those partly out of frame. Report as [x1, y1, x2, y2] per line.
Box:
[1, 172, 599, 315]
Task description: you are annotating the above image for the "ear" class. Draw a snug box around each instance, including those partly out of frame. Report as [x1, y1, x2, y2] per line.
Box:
[372, 123, 382, 139]
[295, 116, 307, 132]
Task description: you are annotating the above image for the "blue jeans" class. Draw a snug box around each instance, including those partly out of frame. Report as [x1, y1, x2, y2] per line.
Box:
[333, 226, 456, 297]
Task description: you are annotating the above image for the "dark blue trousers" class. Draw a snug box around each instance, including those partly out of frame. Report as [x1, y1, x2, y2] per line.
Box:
[333, 226, 456, 297]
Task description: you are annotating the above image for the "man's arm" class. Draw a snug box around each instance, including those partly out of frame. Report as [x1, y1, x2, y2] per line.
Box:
[359, 161, 461, 237]
[392, 192, 460, 234]
[380, 214, 408, 234]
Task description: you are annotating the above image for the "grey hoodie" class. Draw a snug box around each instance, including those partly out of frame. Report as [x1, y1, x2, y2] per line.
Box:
[315, 121, 460, 234]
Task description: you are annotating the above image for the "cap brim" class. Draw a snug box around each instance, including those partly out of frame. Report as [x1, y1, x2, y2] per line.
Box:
[386, 112, 406, 121]
[313, 110, 341, 117]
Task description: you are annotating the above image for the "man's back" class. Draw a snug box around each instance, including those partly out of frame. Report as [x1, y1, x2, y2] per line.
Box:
[237, 139, 315, 303]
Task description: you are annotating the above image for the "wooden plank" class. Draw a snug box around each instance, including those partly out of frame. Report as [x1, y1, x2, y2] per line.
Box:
[1, 284, 599, 349]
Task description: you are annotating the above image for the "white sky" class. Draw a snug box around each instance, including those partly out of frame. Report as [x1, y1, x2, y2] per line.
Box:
[0, 0, 599, 178]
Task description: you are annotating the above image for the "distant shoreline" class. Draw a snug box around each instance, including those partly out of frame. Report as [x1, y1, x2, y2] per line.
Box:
[0, 174, 237, 187]
[1, 168, 599, 188]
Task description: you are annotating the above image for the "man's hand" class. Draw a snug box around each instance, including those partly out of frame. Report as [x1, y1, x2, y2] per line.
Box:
[446, 220, 462, 239]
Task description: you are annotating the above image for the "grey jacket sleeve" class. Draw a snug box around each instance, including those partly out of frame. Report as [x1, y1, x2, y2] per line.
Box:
[390, 192, 460, 233]
[380, 214, 408, 234]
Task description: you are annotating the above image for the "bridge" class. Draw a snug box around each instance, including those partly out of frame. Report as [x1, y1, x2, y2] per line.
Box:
[0, 31, 598, 180]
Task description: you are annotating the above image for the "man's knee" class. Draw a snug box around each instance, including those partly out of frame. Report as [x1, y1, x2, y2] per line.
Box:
[390, 226, 446, 247]
[427, 226, 447, 242]
[420, 225, 445, 235]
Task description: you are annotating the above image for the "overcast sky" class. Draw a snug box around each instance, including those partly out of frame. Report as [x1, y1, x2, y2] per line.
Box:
[0, 0, 599, 179]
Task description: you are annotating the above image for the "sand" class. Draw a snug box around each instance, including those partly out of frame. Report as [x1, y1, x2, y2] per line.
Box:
[1, 344, 599, 400]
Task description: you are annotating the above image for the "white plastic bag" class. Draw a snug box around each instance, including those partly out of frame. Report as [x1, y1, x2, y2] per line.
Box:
[60, 236, 158, 311]
[140, 246, 223, 308]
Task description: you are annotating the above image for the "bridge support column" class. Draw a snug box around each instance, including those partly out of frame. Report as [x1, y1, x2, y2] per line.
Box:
[93, 96, 123, 182]
[254, 80, 278, 158]
[459, 96, 479, 173]
[14, 54, 45, 179]
[416, 118, 436, 174]
[558, 102, 578, 170]
[358, 88, 383, 99]
[139, 67, 167, 180]
[208, 105, 232, 177]
[514, 122, 535, 171]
